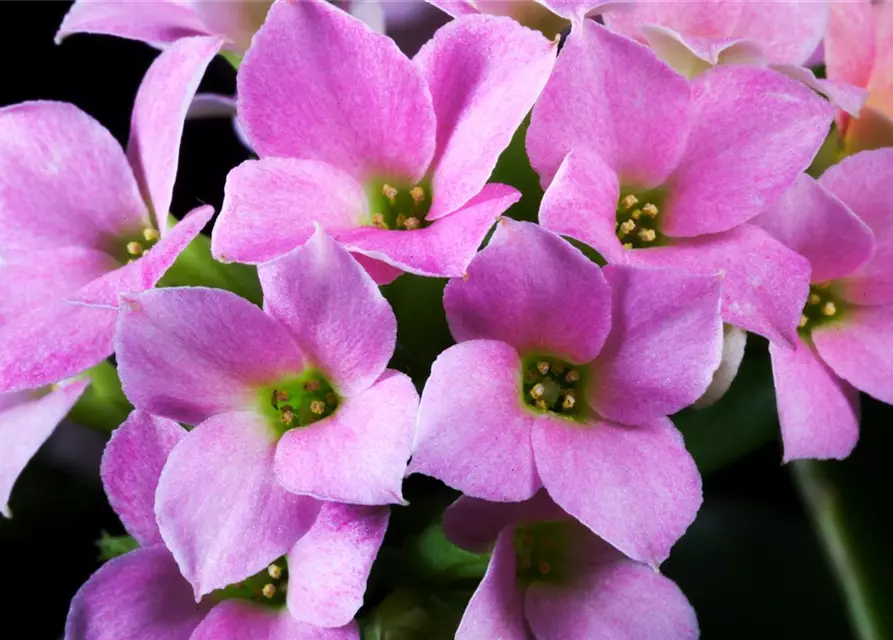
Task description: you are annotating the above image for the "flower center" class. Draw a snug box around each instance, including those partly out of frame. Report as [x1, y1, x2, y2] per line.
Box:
[111, 226, 161, 264]
[521, 356, 587, 420]
[214, 558, 288, 609]
[364, 180, 432, 231]
[799, 283, 847, 335]
[257, 369, 340, 436]
[615, 190, 666, 249]
[514, 522, 567, 584]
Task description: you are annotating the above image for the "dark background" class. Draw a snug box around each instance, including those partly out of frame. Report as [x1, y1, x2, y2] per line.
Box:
[1, 2, 890, 638]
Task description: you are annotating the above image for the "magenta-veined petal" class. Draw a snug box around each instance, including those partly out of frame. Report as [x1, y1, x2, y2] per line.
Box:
[56, 0, 212, 47]
[191, 600, 359, 640]
[410, 340, 541, 503]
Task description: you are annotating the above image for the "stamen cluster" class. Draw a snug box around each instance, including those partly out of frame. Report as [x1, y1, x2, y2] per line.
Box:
[368, 182, 431, 231]
[616, 192, 664, 249]
[522, 357, 585, 419]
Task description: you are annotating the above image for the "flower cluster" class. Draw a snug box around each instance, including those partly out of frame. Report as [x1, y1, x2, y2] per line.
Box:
[2, 0, 892, 638]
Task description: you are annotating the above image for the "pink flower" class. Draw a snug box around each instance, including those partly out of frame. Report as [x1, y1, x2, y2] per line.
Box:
[410, 219, 722, 566]
[528, 20, 835, 346]
[66, 410, 386, 638]
[826, 0, 893, 151]
[443, 491, 699, 640]
[427, 0, 615, 37]
[752, 150, 893, 461]
[115, 228, 417, 597]
[211, 0, 556, 283]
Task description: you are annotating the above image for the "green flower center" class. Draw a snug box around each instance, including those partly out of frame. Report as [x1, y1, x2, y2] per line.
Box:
[364, 180, 432, 231]
[615, 189, 667, 250]
[110, 226, 161, 264]
[214, 558, 289, 609]
[521, 356, 588, 421]
[257, 369, 340, 436]
[514, 522, 567, 584]
[799, 283, 847, 335]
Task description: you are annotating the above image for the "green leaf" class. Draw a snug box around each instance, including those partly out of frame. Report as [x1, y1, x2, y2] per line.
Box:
[490, 115, 544, 224]
[68, 361, 133, 433]
[361, 587, 470, 640]
[96, 531, 139, 561]
[404, 523, 491, 586]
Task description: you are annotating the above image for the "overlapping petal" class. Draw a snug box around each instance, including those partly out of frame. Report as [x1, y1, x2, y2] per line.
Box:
[56, 0, 211, 47]
[190, 600, 359, 640]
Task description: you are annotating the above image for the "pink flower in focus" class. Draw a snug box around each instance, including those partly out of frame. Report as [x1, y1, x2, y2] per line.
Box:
[753, 150, 893, 460]
[66, 411, 383, 638]
[410, 219, 722, 566]
[443, 491, 699, 640]
[212, 0, 556, 283]
[528, 20, 834, 346]
[115, 229, 416, 598]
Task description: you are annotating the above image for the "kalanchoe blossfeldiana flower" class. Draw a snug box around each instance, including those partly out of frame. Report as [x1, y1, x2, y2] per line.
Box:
[66, 410, 384, 638]
[212, 0, 555, 284]
[752, 150, 893, 461]
[115, 228, 415, 598]
[410, 219, 722, 566]
[426, 0, 616, 37]
[826, 0, 893, 152]
[443, 491, 699, 639]
[528, 19, 834, 346]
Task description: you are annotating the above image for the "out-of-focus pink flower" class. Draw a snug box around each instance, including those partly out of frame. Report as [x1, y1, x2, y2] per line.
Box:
[443, 491, 699, 640]
[427, 0, 616, 37]
[753, 150, 893, 460]
[115, 229, 414, 599]
[410, 219, 722, 567]
[529, 20, 834, 346]
[212, 0, 555, 283]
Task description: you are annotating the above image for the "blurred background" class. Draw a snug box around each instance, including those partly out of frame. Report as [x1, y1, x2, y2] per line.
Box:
[1, 2, 891, 638]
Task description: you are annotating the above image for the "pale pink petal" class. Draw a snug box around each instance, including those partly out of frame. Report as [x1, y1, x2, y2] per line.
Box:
[537, 150, 625, 263]
[532, 415, 701, 566]
[410, 340, 540, 502]
[116, 287, 304, 425]
[752, 174, 875, 284]
[0, 101, 148, 256]
[337, 183, 518, 278]
[213, 158, 366, 266]
[101, 410, 185, 545]
[640, 25, 764, 73]
[156, 412, 320, 598]
[56, 0, 212, 47]
[191, 600, 359, 640]
[662, 65, 834, 237]
[65, 545, 209, 640]
[238, 0, 435, 183]
[813, 305, 893, 406]
[287, 504, 389, 628]
[527, 20, 692, 188]
[732, 0, 828, 66]
[415, 15, 555, 219]
[604, 1, 743, 46]
[274, 370, 417, 505]
[693, 325, 747, 409]
[127, 36, 223, 232]
[455, 530, 528, 640]
[258, 228, 395, 396]
[769, 340, 860, 462]
[625, 224, 812, 347]
[819, 149, 893, 306]
[590, 265, 723, 424]
[826, 0, 877, 90]
[536, 0, 618, 20]
[190, 0, 272, 52]
[771, 64, 868, 118]
[866, 2, 893, 116]
[352, 254, 403, 286]
[444, 218, 612, 362]
[187, 93, 236, 119]
[0, 379, 88, 517]
[525, 558, 698, 640]
[426, 0, 480, 18]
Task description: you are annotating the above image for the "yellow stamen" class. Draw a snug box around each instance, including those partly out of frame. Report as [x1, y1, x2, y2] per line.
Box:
[822, 301, 837, 316]
[303, 380, 321, 392]
[642, 203, 659, 217]
[809, 294, 821, 305]
[619, 220, 636, 236]
[403, 217, 420, 230]
[395, 214, 407, 228]
[381, 184, 398, 202]
[536, 361, 550, 375]
[535, 399, 548, 411]
[409, 185, 425, 204]
[638, 228, 657, 243]
[280, 406, 295, 425]
[620, 194, 639, 210]
[262, 584, 277, 599]
[271, 389, 289, 408]
[310, 400, 327, 415]
[267, 564, 282, 579]
[565, 370, 580, 384]
[562, 395, 576, 410]
[142, 228, 160, 242]
[631, 209, 642, 220]
[622, 242, 633, 250]
[799, 314, 809, 328]
[371, 213, 388, 229]
[126, 241, 144, 256]
[530, 383, 546, 400]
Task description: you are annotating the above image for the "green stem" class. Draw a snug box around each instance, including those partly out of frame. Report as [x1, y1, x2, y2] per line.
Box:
[68, 361, 133, 433]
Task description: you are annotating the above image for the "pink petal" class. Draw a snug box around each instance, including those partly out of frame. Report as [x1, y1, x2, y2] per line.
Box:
[640, 25, 766, 72]
[0, 101, 148, 257]
[56, 0, 211, 47]
[771, 64, 868, 118]
[212, 158, 366, 265]
[238, 0, 436, 183]
[813, 305, 893, 406]
[443, 218, 612, 363]
[65, 545, 209, 640]
[287, 504, 389, 628]
[604, 1, 744, 47]
[625, 224, 812, 347]
[769, 340, 860, 462]
[662, 65, 834, 237]
[843, 106, 893, 154]
[694, 325, 748, 409]
[819, 149, 893, 306]
[190, 1, 272, 53]
[527, 20, 692, 188]
[410, 340, 540, 502]
[274, 370, 417, 505]
[532, 415, 701, 566]
[116, 287, 304, 425]
[191, 600, 359, 640]
[352, 254, 403, 286]
[0, 379, 88, 517]
[156, 411, 320, 598]
[426, 0, 480, 18]
[100, 410, 185, 546]
[752, 174, 875, 284]
[732, 0, 828, 66]
[455, 530, 528, 640]
[590, 265, 723, 424]
[337, 183, 519, 278]
[127, 36, 223, 233]
[415, 15, 556, 220]
[827, 0, 877, 94]
[536, 0, 618, 20]
[258, 228, 395, 397]
[525, 557, 698, 640]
